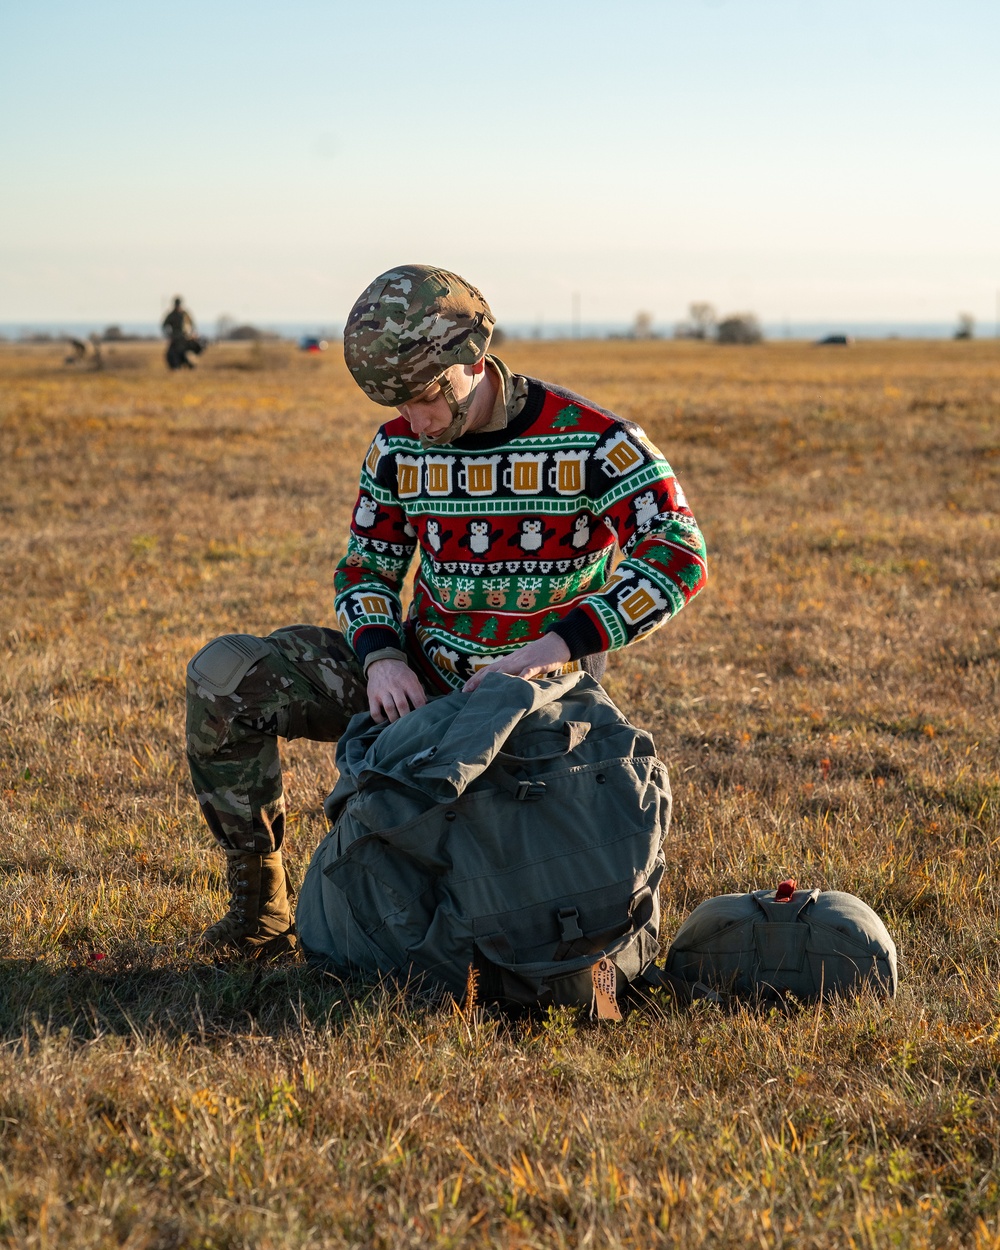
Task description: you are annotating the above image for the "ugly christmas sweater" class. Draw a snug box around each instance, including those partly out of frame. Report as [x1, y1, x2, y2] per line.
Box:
[334, 371, 708, 692]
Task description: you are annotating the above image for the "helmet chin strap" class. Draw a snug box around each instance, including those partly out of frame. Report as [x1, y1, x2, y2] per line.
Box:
[418, 371, 483, 449]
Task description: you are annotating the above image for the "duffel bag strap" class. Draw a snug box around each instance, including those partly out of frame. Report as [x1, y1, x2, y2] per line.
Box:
[484, 721, 591, 800]
[752, 879, 821, 924]
[486, 766, 548, 802]
[494, 719, 590, 764]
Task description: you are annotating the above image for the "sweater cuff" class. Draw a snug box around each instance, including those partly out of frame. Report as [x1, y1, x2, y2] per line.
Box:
[362, 646, 408, 677]
[352, 626, 403, 665]
[546, 609, 605, 662]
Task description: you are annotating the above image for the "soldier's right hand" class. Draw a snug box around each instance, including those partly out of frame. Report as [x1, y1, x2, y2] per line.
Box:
[366, 659, 427, 723]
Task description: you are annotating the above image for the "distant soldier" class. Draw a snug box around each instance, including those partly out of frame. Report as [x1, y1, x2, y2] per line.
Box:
[184, 264, 709, 957]
[162, 297, 197, 369]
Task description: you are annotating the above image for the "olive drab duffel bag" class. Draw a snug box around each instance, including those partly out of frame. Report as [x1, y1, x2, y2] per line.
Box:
[295, 670, 672, 1018]
[664, 878, 898, 1003]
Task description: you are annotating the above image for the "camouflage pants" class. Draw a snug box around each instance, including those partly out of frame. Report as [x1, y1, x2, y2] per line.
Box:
[185, 624, 370, 854]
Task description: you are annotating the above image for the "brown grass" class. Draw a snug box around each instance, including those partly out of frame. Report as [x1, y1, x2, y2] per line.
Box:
[1, 336, 999, 1248]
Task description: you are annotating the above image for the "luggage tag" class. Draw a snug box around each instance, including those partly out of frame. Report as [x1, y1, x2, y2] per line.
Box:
[592, 958, 622, 1022]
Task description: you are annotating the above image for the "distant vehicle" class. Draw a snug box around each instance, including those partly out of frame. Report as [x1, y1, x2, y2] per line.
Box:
[299, 336, 328, 353]
[816, 334, 854, 346]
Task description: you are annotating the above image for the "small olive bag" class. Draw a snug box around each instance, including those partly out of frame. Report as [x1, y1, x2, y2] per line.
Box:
[664, 879, 898, 1003]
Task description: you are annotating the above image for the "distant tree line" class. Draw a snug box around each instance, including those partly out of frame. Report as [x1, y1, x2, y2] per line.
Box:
[673, 303, 763, 344]
[13, 326, 155, 343]
[215, 315, 280, 342]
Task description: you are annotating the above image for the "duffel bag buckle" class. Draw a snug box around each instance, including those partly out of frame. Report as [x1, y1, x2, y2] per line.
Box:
[516, 780, 546, 801]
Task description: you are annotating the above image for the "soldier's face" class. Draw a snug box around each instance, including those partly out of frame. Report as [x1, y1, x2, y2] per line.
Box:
[396, 383, 452, 436]
[396, 366, 472, 437]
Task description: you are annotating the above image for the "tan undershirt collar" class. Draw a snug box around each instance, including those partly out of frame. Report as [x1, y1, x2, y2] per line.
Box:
[473, 355, 529, 433]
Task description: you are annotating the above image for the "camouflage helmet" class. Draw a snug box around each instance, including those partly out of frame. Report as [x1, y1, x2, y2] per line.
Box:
[344, 265, 495, 406]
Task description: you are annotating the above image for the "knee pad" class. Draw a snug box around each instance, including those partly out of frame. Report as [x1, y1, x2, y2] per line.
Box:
[187, 633, 271, 697]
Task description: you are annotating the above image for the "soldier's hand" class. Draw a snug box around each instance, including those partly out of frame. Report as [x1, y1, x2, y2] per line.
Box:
[366, 658, 427, 723]
[462, 634, 572, 694]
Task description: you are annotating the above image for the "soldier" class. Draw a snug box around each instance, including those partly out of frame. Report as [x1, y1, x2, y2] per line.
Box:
[162, 296, 196, 369]
[185, 265, 708, 957]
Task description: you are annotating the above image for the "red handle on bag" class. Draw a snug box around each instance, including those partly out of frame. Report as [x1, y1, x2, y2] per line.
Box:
[774, 878, 797, 902]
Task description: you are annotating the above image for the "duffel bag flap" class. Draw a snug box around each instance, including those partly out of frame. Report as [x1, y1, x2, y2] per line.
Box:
[327, 670, 652, 817]
[341, 671, 587, 808]
[321, 673, 585, 826]
[665, 883, 897, 1000]
[319, 674, 557, 824]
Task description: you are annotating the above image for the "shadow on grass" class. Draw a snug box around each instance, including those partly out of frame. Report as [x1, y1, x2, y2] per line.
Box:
[0, 957, 681, 1048]
[0, 955, 403, 1045]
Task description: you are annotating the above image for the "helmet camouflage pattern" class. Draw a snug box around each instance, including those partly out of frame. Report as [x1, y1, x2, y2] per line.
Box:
[344, 265, 495, 406]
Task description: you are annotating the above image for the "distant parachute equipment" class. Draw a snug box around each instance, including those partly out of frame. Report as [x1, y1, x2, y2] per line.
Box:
[64, 334, 103, 369]
[299, 336, 329, 353]
[166, 336, 206, 369]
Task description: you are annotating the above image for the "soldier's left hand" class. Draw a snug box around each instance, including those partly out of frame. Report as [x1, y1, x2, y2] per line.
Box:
[462, 634, 572, 693]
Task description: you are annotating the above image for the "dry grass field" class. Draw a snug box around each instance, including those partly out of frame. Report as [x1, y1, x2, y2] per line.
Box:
[1, 335, 999, 1248]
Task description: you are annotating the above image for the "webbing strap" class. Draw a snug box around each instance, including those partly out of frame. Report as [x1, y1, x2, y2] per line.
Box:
[752, 888, 821, 924]
[486, 764, 547, 801]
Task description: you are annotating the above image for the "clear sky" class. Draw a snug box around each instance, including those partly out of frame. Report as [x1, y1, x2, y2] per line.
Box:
[1, 0, 997, 328]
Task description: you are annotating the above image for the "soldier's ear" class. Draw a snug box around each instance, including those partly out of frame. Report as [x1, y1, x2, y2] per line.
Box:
[469, 360, 485, 376]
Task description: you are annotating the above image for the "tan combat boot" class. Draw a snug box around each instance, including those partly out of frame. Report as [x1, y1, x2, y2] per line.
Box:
[201, 850, 296, 958]
[245, 851, 297, 959]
